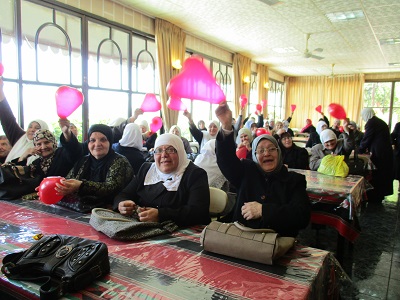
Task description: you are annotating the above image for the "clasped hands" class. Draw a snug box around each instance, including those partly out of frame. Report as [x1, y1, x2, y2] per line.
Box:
[241, 202, 262, 220]
[118, 200, 159, 222]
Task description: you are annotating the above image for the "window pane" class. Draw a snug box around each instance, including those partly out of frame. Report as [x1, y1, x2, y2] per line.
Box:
[0, 82, 19, 135]
[363, 82, 393, 129]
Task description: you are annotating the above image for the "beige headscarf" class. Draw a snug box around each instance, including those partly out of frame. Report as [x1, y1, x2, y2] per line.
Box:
[144, 133, 190, 191]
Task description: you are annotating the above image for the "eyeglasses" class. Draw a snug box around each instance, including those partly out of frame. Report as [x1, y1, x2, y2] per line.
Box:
[255, 147, 278, 155]
[154, 147, 177, 155]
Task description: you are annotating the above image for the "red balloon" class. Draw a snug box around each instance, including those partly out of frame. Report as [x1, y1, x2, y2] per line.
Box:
[55, 86, 84, 119]
[339, 125, 344, 132]
[167, 97, 187, 111]
[261, 99, 267, 108]
[291, 104, 296, 112]
[256, 128, 270, 137]
[315, 105, 322, 113]
[167, 57, 226, 104]
[236, 146, 248, 159]
[328, 103, 347, 119]
[140, 93, 161, 112]
[240, 95, 248, 108]
[150, 116, 163, 133]
[256, 104, 262, 111]
[0, 63, 4, 76]
[38, 176, 64, 205]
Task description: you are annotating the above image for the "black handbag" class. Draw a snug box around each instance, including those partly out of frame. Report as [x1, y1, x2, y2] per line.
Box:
[1, 234, 110, 299]
[347, 146, 366, 176]
[56, 193, 104, 213]
[0, 162, 42, 199]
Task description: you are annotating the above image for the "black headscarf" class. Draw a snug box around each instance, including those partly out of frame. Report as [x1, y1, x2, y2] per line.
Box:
[83, 124, 117, 181]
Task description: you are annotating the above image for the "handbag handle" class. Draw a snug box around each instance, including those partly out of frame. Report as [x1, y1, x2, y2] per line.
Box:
[91, 208, 135, 222]
[233, 221, 276, 234]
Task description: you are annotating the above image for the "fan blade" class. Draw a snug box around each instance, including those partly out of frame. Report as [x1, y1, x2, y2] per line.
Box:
[310, 54, 324, 60]
[313, 48, 323, 52]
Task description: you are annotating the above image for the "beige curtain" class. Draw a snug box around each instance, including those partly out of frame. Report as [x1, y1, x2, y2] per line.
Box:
[155, 19, 186, 131]
[233, 54, 251, 117]
[257, 64, 269, 116]
[286, 74, 365, 129]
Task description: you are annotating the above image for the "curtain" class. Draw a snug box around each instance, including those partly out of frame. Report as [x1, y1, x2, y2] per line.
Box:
[286, 74, 365, 129]
[257, 64, 269, 116]
[233, 54, 251, 117]
[155, 19, 186, 131]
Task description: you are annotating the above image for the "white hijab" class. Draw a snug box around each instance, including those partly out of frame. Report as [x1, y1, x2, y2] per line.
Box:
[119, 123, 143, 150]
[200, 120, 219, 150]
[194, 139, 226, 189]
[361, 108, 375, 122]
[6, 119, 49, 163]
[144, 133, 190, 191]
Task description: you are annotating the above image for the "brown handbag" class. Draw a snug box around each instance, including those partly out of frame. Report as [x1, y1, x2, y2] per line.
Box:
[200, 221, 295, 265]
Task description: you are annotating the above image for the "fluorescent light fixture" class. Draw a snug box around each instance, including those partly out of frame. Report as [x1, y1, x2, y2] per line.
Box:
[389, 63, 400, 66]
[272, 47, 298, 54]
[326, 10, 364, 22]
[380, 38, 400, 45]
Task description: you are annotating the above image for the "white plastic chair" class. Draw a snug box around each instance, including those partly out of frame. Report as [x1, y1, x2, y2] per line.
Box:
[209, 187, 228, 221]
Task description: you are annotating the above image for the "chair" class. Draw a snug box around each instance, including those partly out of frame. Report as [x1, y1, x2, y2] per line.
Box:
[209, 187, 228, 221]
[190, 141, 199, 154]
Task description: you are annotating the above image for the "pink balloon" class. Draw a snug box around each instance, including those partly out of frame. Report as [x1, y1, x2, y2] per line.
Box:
[55, 86, 84, 119]
[261, 99, 267, 108]
[150, 116, 163, 133]
[167, 97, 187, 111]
[38, 176, 64, 205]
[167, 57, 226, 104]
[256, 104, 262, 111]
[240, 95, 248, 108]
[315, 105, 322, 113]
[0, 63, 4, 76]
[291, 104, 297, 112]
[328, 103, 347, 119]
[140, 93, 161, 112]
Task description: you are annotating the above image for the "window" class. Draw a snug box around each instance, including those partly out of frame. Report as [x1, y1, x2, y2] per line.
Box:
[267, 80, 285, 122]
[363, 81, 400, 131]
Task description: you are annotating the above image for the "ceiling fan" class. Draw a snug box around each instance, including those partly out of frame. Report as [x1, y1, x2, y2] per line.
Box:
[303, 33, 324, 60]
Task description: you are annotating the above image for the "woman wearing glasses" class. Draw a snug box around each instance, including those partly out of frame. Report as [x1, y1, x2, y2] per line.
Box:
[309, 121, 354, 171]
[215, 102, 310, 237]
[114, 133, 210, 227]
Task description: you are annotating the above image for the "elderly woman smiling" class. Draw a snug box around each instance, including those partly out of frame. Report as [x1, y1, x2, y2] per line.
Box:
[215, 102, 310, 237]
[114, 133, 210, 227]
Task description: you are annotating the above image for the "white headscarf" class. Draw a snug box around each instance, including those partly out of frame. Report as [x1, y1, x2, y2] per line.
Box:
[108, 117, 126, 127]
[194, 139, 226, 189]
[137, 120, 149, 132]
[320, 129, 337, 144]
[119, 123, 142, 149]
[169, 125, 182, 137]
[144, 133, 190, 191]
[236, 128, 253, 145]
[361, 108, 375, 122]
[199, 120, 219, 150]
[316, 120, 327, 135]
[6, 119, 49, 163]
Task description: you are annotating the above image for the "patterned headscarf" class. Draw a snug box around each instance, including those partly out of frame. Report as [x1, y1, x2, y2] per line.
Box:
[33, 129, 57, 174]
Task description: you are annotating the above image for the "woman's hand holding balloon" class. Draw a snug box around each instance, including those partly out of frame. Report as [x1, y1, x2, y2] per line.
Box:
[129, 108, 143, 123]
[215, 101, 232, 131]
[59, 118, 72, 141]
[55, 178, 82, 195]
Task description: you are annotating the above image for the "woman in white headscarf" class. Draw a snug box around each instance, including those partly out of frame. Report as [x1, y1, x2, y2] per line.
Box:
[112, 123, 145, 174]
[137, 119, 157, 151]
[114, 133, 210, 227]
[305, 120, 327, 148]
[309, 122, 354, 171]
[0, 78, 49, 163]
[235, 127, 253, 159]
[169, 125, 192, 154]
[215, 102, 310, 237]
[183, 110, 219, 152]
[359, 108, 394, 203]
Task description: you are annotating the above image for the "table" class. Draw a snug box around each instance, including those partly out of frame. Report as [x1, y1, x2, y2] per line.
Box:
[0, 200, 348, 300]
[290, 169, 365, 243]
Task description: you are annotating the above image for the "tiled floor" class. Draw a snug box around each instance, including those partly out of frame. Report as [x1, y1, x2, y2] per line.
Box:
[298, 181, 400, 300]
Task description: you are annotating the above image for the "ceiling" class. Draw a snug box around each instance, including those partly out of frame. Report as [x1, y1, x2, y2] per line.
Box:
[115, 0, 400, 77]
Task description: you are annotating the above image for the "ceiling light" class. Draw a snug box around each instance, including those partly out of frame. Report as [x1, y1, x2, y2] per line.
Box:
[325, 10, 364, 22]
[389, 63, 400, 67]
[272, 47, 298, 54]
[380, 38, 400, 45]
[256, 0, 282, 6]
[243, 76, 251, 83]
[172, 59, 182, 69]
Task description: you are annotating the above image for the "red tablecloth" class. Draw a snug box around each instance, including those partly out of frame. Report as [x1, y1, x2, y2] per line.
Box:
[0, 200, 348, 300]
